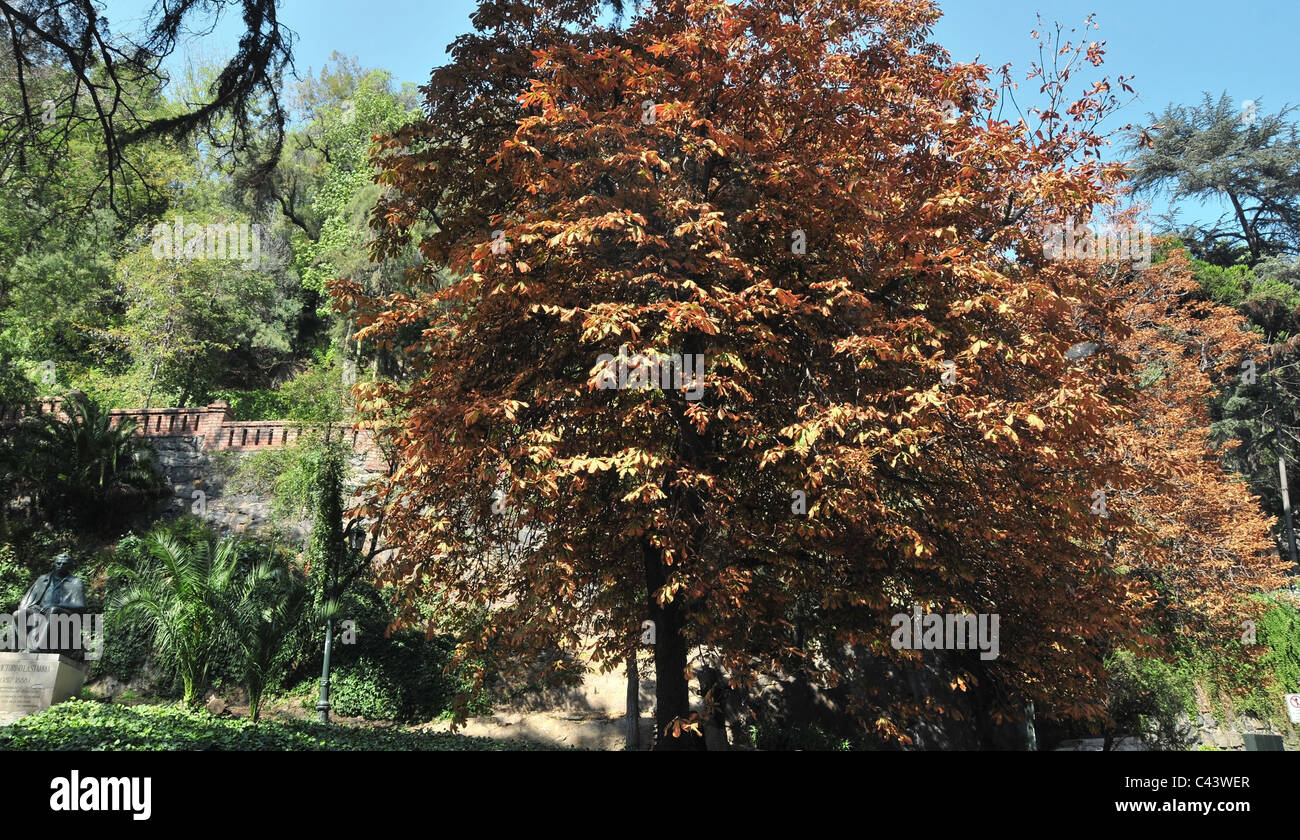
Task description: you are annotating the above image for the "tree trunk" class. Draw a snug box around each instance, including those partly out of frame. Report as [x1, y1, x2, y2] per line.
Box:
[144, 316, 176, 410]
[625, 651, 641, 751]
[696, 664, 732, 750]
[177, 360, 198, 409]
[643, 537, 704, 751]
[144, 355, 161, 410]
[643, 331, 712, 751]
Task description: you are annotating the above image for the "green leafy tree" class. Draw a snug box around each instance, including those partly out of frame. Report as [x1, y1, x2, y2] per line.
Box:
[110, 221, 297, 407]
[0, 0, 294, 219]
[304, 439, 360, 626]
[278, 58, 427, 378]
[1129, 93, 1300, 266]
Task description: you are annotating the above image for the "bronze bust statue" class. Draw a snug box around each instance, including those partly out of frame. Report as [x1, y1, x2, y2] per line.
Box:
[17, 553, 86, 655]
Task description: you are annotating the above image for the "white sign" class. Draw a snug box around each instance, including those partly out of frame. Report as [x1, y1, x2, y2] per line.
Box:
[1286, 694, 1300, 724]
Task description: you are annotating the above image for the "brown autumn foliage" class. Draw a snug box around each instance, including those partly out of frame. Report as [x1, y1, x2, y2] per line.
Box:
[1106, 240, 1286, 638]
[333, 0, 1288, 747]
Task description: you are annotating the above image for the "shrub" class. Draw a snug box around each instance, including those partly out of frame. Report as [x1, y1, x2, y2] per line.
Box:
[0, 543, 26, 609]
[227, 432, 339, 522]
[1259, 604, 1300, 695]
[1104, 649, 1197, 750]
[0, 700, 561, 751]
[1191, 260, 1256, 307]
[291, 579, 483, 723]
[1164, 595, 1300, 730]
[96, 525, 219, 696]
[209, 388, 291, 421]
[210, 354, 350, 424]
[750, 722, 856, 751]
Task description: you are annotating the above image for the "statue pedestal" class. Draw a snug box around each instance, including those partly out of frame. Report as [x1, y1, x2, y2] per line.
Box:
[0, 652, 87, 726]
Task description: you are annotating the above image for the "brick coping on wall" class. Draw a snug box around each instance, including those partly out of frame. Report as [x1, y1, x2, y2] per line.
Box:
[0, 394, 383, 469]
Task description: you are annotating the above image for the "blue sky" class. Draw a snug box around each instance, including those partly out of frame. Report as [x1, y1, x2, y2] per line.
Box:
[106, 0, 1298, 118]
[105, 0, 1299, 226]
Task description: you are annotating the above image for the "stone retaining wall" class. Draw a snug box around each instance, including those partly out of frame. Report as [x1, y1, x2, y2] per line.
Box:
[1, 394, 386, 544]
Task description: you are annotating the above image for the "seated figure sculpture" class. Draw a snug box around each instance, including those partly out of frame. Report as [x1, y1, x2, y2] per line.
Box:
[16, 552, 87, 656]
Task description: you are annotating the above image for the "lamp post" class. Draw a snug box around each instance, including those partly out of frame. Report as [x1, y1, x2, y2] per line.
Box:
[315, 629, 333, 723]
[315, 557, 338, 724]
[317, 525, 365, 723]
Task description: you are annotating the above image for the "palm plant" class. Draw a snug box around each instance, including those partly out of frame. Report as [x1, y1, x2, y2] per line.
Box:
[109, 531, 239, 708]
[23, 391, 161, 524]
[213, 560, 307, 722]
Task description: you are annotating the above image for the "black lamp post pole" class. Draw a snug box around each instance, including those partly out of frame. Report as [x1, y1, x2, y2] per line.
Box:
[316, 551, 338, 723]
[316, 614, 333, 723]
[317, 524, 364, 723]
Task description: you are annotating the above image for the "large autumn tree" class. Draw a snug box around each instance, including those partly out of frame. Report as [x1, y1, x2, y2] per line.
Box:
[339, 0, 1285, 748]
